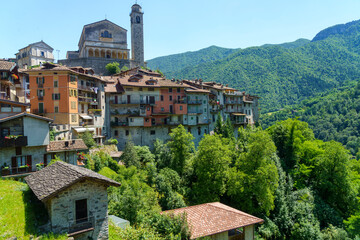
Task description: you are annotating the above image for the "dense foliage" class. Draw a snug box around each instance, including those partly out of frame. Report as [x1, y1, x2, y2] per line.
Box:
[148, 20, 360, 113]
[84, 118, 360, 239]
[261, 82, 360, 155]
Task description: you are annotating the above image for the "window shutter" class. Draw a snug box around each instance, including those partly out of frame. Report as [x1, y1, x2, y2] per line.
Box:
[11, 157, 17, 168]
[26, 155, 32, 170]
[52, 93, 54, 100]
[58, 93, 60, 100]
[42, 77, 45, 83]
[36, 77, 39, 84]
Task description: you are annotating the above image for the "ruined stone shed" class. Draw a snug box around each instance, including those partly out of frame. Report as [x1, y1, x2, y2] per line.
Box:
[25, 161, 120, 239]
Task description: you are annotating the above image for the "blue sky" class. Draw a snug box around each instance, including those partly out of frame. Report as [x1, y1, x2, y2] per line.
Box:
[1, 0, 359, 61]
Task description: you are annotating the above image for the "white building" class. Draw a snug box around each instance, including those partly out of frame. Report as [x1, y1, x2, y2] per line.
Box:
[15, 41, 54, 68]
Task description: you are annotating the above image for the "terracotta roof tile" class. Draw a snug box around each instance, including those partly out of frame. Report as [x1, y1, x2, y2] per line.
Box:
[46, 139, 88, 152]
[25, 161, 121, 201]
[162, 202, 263, 239]
[0, 60, 15, 71]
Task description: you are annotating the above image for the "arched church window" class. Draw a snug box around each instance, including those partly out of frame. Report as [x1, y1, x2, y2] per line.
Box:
[102, 30, 112, 38]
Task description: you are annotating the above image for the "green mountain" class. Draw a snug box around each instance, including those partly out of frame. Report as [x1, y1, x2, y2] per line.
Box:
[261, 81, 360, 155]
[261, 38, 310, 49]
[147, 20, 360, 113]
[147, 45, 239, 73]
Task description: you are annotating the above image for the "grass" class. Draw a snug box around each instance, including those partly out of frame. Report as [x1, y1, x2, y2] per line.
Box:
[0, 179, 67, 239]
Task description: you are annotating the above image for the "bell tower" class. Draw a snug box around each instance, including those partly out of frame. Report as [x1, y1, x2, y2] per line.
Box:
[130, 4, 144, 67]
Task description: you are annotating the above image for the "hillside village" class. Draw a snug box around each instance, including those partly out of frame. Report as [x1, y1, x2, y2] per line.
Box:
[2, 3, 360, 240]
[0, 3, 263, 240]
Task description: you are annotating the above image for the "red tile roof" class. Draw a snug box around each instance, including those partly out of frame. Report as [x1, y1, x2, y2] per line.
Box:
[46, 139, 87, 152]
[162, 202, 263, 239]
[0, 60, 15, 71]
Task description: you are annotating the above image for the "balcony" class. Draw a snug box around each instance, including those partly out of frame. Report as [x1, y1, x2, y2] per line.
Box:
[187, 100, 202, 105]
[68, 216, 95, 237]
[79, 96, 97, 104]
[111, 121, 129, 127]
[225, 100, 241, 105]
[188, 109, 203, 115]
[88, 109, 101, 116]
[111, 109, 140, 116]
[0, 136, 28, 148]
[33, 109, 46, 115]
[78, 85, 95, 92]
[1, 165, 38, 177]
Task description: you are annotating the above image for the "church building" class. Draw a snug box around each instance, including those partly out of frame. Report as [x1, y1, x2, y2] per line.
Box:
[58, 4, 145, 75]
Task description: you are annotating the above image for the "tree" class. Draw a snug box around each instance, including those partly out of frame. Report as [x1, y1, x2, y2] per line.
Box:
[108, 166, 161, 224]
[80, 129, 96, 148]
[121, 65, 129, 72]
[167, 125, 194, 176]
[153, 139, 172, 170]
[313, 141, 357, 219]
[214, 112, 223, 135]
[227, 128, 279, 216]
[192, 134, 231, 203]
[106, 62, 120, 75]
[120, 135, 140, 168]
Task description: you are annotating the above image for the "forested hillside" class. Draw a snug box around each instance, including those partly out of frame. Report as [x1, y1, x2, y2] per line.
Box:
[261, 81, 360, 156]
[147, 20, 360, 113]
[147, 45, 238, 73]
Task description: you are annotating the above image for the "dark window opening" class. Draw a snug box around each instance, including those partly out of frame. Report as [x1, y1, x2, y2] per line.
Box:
[150, 130, 156, 135]
[126, 130, 129, 136]
[75, 199, 88, 224]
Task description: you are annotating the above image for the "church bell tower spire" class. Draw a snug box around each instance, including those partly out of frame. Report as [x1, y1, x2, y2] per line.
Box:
[130, 3, 144, 67]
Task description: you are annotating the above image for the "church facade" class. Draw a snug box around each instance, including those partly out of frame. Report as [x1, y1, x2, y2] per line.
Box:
[58, 4, 145, 75]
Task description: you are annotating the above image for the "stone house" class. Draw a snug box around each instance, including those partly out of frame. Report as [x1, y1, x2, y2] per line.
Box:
[15, 40, 54, 68]
[25, 161, 121, 239]
[162, 202, 264, 240]
[0, 110, 87, 178]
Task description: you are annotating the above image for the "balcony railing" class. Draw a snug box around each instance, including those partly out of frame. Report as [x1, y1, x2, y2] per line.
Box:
[78, 85, 95, 92]
[0, 136, 28, 148]
[111, 121, 129, 127]
[0, 164, 45, 177]
[188, 109, 203, 114]
[187, 100, 202, 105]
[68, 216, 95, 236]
[33, 109, 46, 115]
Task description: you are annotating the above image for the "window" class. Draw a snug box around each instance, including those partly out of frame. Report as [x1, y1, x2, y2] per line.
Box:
[71, 114, 77, 122]
[169, 95, 173, 101]
[126, 130, 129, 136]
[75, 199, 88, 223]
[161, 107, 164, 112]
[54, 106, 59, 113]
[41, 51, 45, 57]
[16, 147, 22, 156]
[160, 95, 164, 101]
[114, 130, 118, 137]
[204, 108, 207, 112]
[198, 127, 201, 135]
[36, 77, 45, 85]
[16, 156, 27, 166]
[180, 106, 183, 110]
[148, 88, 154, 91]
[54, 80, 58, 88]
[52, 93, 60, 100]
[139, 87, 143, 91]
[71, 101, 76, 109]
[177, 88, 180, 93]
[145, 118, 150, 122]
[69, 75, 77, 83]
[150, 130, 156, 135]
[130, 118, 134, 122]
[169, 88, 173, 93]
[126, 88, 133, 91]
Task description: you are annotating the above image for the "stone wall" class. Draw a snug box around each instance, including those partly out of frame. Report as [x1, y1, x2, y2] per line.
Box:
[58, 58, 131, 76]
[47, 179, 109, 240]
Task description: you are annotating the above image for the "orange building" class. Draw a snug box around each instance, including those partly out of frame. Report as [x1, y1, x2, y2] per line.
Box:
[26, 63, 104, 127]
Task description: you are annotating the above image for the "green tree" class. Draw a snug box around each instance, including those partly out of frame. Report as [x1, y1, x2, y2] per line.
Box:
[106, 62, 121, 74]
[167, 125, 194, 176]
[227, 128, 279, 216]
[313, 141, 357, 219]
[214, 112, 224, 135]
[121, 65, 129, 72]
[108, 166, 161, 224]
[80, 129, 96, 148]
[153, 139, 172, 169]
[192, 134, 232, 203]
[120, 135, 140, 168]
